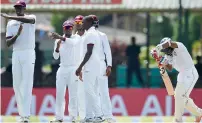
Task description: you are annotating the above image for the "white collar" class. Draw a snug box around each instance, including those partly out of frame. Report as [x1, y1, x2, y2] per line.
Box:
[87, 26, 95, 32]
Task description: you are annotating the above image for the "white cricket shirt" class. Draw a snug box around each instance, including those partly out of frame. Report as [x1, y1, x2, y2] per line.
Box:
[165, 42, 195, 72]
[97, 30, 112, 67]
[53, 35, 83, 67]
[6, 14, 36, 51]
[83, 26, 101, 72]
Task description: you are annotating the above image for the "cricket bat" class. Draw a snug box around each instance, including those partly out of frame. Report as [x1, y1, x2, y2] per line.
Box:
[151, 49, 174, 96]
[158, 65, 175, 96]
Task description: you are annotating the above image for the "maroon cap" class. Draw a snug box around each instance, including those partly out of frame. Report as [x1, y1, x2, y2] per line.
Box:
[89, 15, 99, 21]
[74, 15, 83, 22]
[14, 0, 26, 8]
[63, 20, 74, 27]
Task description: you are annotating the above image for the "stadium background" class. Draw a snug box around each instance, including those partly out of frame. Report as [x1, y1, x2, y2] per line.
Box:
[1, 0, 202, 122]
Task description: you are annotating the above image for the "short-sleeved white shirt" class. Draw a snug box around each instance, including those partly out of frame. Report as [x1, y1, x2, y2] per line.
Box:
[53, 35, 83, 67]
[165, 42, 194, 72]
[6, 14, 36, 51]
[83, 27, 101, 72]
[74, 32, 86, 60]
[97, 30, 112, 67]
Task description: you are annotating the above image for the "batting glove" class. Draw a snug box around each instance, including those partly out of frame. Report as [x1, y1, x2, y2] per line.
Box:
[159, 56, 169, 66]
[150, 49, 160, 60]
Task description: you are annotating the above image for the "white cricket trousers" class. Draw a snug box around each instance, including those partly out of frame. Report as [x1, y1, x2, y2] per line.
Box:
[97, 61, 113, 118]
[12, 49, 35, 117]
[77, 81, 86, 119]
[83, 70, 103, 118]
[55, 66, 78, 120]
[174, 66, 202, 121]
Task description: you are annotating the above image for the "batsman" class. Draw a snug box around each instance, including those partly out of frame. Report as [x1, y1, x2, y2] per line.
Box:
[151, 37, 202, 122]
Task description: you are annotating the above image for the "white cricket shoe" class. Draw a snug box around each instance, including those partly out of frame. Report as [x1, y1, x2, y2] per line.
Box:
[172, 118, 183, 123]
[93, 117, 105, 123]
[18, 117, 30, 123]
[50, 118, 63, 123]
[105, 118, 116, 123]
[84, 118, 94, 123]
[69, 116, 77, 123]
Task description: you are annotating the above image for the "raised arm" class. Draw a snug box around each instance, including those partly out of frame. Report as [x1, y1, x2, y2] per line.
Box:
[1, 13, 35, 24]
[50, 32, 66, 41]
[9, 15, 35, 24]
[156, 38, 178, 51]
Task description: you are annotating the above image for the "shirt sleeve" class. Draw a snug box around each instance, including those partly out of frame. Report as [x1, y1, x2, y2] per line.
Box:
[6, 22, 13, 37]
[175, 42, 186, 53]
[64, 36, 80, 46]
[102, 34, 112, 67]
[53, 40, 60, 60]
[84, 33, 95, 45]
[28, 14, 36, 24]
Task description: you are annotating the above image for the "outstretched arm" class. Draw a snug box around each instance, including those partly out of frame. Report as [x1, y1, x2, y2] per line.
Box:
[9, 16, 35, 24]
[50, 32, 66, 41]
[1, 13, 35, 24]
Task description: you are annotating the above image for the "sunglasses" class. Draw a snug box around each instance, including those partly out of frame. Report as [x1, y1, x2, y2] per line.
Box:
[63, 26, 73, 30]
[74, 20, 82, 25]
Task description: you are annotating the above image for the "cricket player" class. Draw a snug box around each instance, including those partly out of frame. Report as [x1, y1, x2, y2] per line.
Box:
[152, 37, 202, 122]
[49, 20, 82, 122]
[73, 15, 86, 120]
[75, 16, 104, 122]
[89, 15, 115, 123]
[74, 15, 85, 36]
[2, 0, 36, 122]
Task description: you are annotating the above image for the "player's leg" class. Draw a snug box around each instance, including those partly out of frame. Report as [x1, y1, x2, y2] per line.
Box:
[12, 52, 23, 117]
[20, 50, 35, 118]
[98, 62, 113, 121]
[55, 67, 68, 121]
[83, 72, 102, 121]
[77, 81, 86, 119]
[67, 68, 79, 121]
[93, 77, 104, 122]
[174, 68, 202, 122]
[98, 76, 115, 122]
[184, 68, 202, 118]
[174, 82, 186, 122]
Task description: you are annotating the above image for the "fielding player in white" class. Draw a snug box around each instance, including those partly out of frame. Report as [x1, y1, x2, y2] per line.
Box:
[73, 15, 86, 120]
[153, 37, 202, 122]
[90, 15, 115, 123]
[49, 20, 82, 122]
[75, 16, 104, 122]
[2, 0, 36, 122]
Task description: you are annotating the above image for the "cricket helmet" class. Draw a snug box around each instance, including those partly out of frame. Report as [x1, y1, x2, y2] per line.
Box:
[160, 37, 174, 56]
